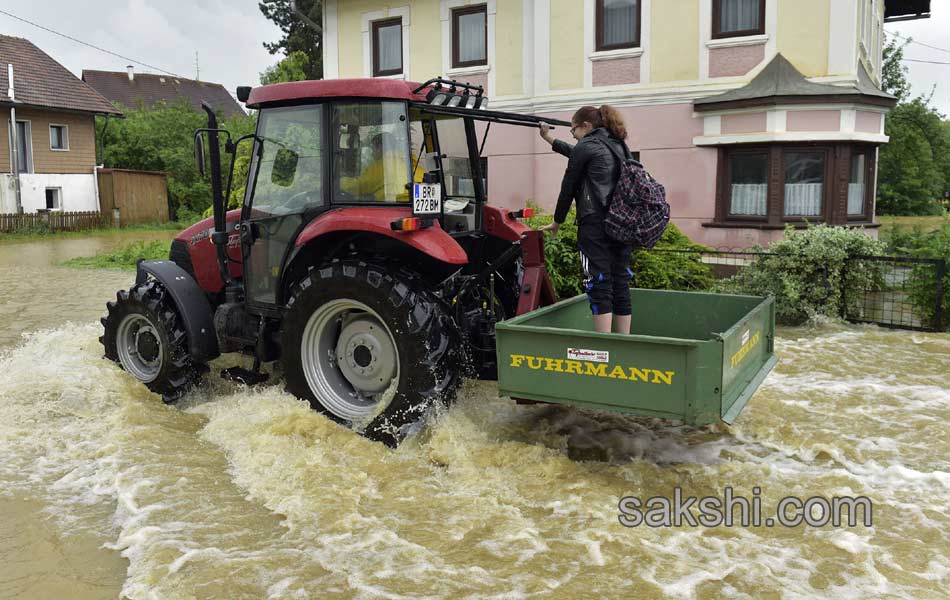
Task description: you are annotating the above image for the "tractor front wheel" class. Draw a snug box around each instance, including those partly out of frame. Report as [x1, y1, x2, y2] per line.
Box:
[281, 260, 459, 446]
[100, 280, 204, 402]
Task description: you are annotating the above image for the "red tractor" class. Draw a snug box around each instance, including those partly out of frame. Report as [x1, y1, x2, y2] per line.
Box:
[100, 78, 564, 445]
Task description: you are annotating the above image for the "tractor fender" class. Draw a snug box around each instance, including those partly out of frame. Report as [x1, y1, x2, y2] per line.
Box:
[295, 207, 468, 264]
[135, 260, 220, 362]
[483, 205, 532, 242]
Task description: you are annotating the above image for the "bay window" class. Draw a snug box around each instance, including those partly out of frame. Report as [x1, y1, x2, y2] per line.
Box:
[715, 144, 877, 227]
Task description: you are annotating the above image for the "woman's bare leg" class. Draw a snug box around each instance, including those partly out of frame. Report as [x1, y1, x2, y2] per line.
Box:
[612, 314, 631, 334]
[593, 313, 613, 333]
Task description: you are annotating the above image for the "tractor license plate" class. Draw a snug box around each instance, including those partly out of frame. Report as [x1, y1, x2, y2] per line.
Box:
[413, 183, 442, 215]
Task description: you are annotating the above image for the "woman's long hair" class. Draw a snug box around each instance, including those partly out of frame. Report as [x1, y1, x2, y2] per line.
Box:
[572, 105, 628, 140]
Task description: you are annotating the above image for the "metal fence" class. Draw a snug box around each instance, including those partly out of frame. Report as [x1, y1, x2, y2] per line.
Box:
[0, 211, 106, 233]
[843, 255, 946, 332]
[647, 248, 948, 332]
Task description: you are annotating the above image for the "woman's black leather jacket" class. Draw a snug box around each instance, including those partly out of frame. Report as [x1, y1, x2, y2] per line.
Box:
[551, 127, 628, 225]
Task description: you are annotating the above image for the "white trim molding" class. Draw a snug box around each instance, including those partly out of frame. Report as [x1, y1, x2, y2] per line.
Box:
[323, 0, 340, 79]
[706, 34, 769, 49]
[694, 131, 889, 146]
[766, 109, 787, 133]
[827, 0, 857, 76]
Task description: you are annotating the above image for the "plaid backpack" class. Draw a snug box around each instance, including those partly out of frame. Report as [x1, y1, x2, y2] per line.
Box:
[599, 141, 670, 248]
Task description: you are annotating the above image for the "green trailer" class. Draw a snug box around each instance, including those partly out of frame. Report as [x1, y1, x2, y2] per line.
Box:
[495, 289, 777, 426]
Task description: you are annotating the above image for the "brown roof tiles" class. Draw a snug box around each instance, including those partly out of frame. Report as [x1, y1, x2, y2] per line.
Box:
[0, 35, 121, 116]
[82, 69, 245, 117]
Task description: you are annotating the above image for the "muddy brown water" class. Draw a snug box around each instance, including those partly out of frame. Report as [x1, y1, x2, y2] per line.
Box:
[0, 234, 947, 599]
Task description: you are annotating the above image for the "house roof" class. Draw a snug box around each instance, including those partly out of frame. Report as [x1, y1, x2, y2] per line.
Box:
[884, 0, 930, 22]
[82, 69, 245, 117]
[0, 35, 121, 116]
[694, 54, 897, 111]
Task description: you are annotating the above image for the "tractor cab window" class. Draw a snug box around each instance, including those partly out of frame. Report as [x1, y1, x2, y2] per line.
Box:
[247, 105, 324, 217]
[409, 109, 482, 215]
[333, 102, 414, 203]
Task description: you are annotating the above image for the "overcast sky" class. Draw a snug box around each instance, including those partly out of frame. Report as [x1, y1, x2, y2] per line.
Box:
[1, 1, 947, 114]
[0, 0, 282, 100]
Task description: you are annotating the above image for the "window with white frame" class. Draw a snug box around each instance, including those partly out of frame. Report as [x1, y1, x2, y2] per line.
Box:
[45, 188, 61, 211]
[452, 4, 487, 68]
[372, 17, 403, 77]
[596, 0, 640, 51]
[50, 124, 69, 150]
[713, 0, 765, 39]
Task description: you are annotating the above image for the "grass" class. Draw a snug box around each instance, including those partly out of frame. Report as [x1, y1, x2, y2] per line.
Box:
[877, 214, 947, 237]
[0, 221, 187, 243]
[60, 240, 171, 270]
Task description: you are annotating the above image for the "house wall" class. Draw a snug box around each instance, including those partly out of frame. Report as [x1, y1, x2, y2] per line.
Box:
[1, 108, 97, 175]
[0, 173, 99, 213]
[776, 0, 830, 77]
[325, 0, 889, 249]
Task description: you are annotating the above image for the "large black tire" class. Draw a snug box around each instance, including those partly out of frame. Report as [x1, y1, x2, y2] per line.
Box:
[100, 280, 203, 402]
[281, 259, 460, 446]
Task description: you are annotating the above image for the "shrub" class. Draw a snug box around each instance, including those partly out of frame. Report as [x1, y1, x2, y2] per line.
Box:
[714, 225, 887, 325]
[523, 205, 713, 298]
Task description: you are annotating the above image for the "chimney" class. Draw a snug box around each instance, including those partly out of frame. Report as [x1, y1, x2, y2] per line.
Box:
[6, 64, 13, 100]
[127, 65, 134, 81]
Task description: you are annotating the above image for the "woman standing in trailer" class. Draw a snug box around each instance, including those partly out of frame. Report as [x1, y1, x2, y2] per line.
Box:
[539, 105, 633, 334]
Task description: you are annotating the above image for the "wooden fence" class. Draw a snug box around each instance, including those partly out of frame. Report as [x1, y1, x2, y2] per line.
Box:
[0, 211, 106, 233]
[97, 169, 170, 225]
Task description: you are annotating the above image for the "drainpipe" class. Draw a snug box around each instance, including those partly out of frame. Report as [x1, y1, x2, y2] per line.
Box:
[7, 64, 22, 214]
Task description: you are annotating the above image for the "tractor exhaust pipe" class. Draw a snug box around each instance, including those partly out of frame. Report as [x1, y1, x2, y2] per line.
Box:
[198, 102, 235, 294]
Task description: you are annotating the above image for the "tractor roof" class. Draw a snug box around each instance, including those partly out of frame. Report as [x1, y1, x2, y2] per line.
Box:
[246, 78, 427, 108]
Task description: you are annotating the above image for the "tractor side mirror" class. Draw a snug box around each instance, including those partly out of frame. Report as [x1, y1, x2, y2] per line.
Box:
[194, 132, 207, 178]
[272, 148, 299, 187]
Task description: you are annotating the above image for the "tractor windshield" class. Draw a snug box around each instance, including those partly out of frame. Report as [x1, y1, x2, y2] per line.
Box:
[332, 102, 414, 204]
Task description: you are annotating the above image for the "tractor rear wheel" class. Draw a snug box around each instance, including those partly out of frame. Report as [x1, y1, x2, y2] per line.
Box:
[100, 280, 203, 402]
[281, 259, 460, 446]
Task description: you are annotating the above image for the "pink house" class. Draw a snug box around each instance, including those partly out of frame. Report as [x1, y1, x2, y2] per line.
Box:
[323, 0, 932, 247]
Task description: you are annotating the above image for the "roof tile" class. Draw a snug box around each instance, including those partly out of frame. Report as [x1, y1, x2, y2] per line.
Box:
[0, 35, 121, 115]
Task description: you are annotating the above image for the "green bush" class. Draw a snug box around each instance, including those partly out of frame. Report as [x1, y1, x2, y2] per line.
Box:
[523, 205, 713, 298]
[714, 225, 887, 325]
[882, 217, 950, 329]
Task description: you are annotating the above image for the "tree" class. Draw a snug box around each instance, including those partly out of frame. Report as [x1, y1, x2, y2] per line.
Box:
[260, 0, 323, 80]
[260, 50, 311, 85]
[881, 35, 911, 102]
[98, 99, 257, 221]
[876, 33, 950, 215]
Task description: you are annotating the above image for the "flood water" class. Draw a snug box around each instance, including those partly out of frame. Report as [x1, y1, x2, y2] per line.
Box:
[0, 234, 947, 599]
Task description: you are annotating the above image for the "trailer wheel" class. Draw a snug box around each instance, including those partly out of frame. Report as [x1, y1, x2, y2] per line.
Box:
[281, 259, 460, 446]
[100, 280, 203, 402]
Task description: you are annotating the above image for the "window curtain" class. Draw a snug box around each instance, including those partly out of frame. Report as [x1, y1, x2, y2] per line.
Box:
[720, 0, 760, 33]
[784, 184, 823, 216]
[603, 0, 638, 46]
[847, 184, 866, 215]
[848, 153, 866, 215]
[730, 184, 768, 216]
[377, 23, 402, 72]
[458, 12, 486, 63]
